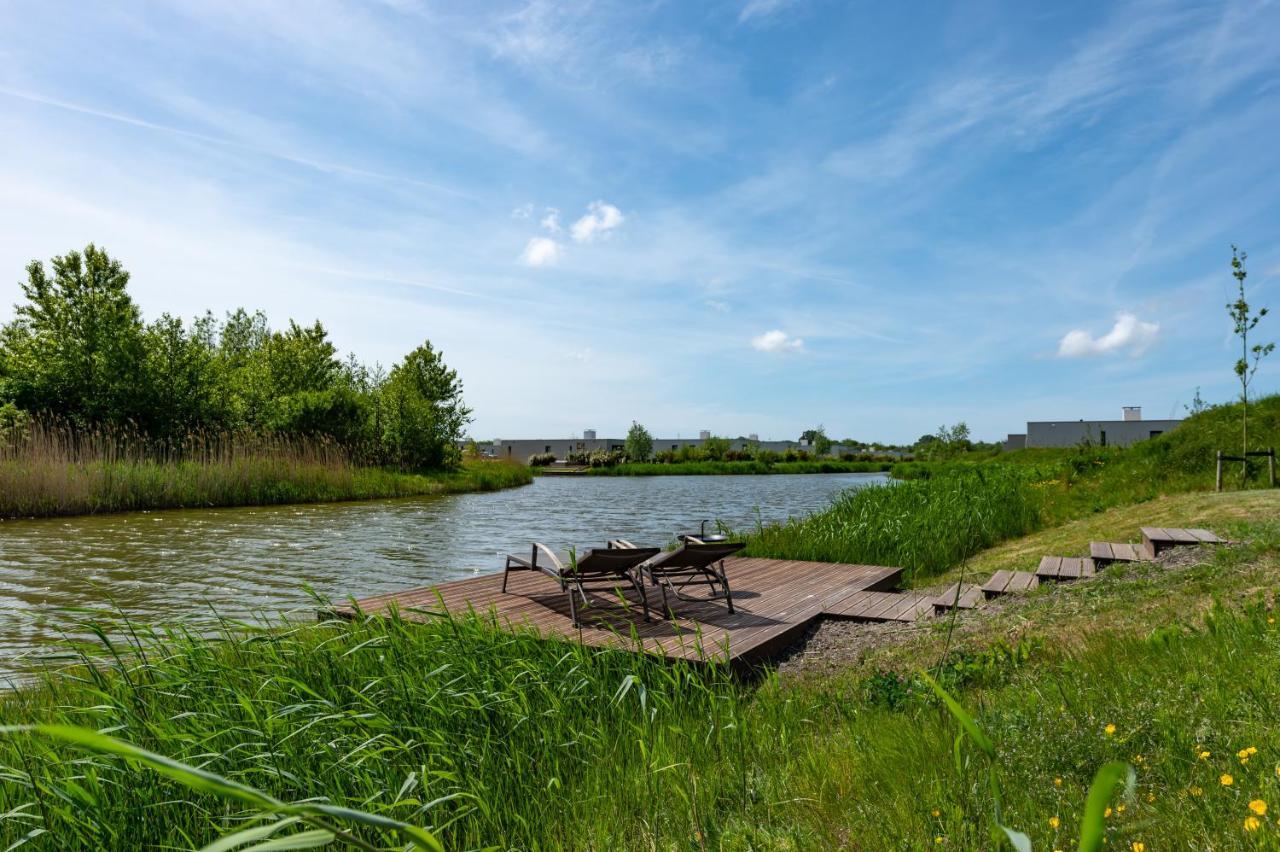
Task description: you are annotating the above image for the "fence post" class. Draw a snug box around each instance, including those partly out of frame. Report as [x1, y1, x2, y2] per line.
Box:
[1216, 450, 1224, 492]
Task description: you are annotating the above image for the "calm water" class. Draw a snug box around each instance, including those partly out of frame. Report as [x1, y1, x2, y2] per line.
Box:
[0, 472, 886, 675]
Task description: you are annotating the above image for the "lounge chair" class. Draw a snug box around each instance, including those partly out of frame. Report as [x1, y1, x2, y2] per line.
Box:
[502, 543, 660, 627]
[609, 537, 745, 615]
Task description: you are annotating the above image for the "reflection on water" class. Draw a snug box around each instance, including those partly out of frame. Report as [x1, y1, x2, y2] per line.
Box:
[0, 472, 886, 674]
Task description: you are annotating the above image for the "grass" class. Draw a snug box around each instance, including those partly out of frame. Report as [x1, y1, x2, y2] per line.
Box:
[571, 459, 894, 476]
[0, 512, 1277, 848]
[739, 466, 1044, 581]
[0, 421, 531, 517]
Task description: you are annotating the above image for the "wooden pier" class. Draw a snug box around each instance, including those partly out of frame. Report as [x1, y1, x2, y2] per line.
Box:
[330, 557, 907, 669]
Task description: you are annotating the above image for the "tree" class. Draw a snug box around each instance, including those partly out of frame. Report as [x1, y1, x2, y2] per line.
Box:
[701, 434, 731, 460]
[0, 244, 147, 425]
[1185, 387, 1208, 417]
[812, 426, 832, 457]
[624, 421, 653, 462]
[1227, 246, 1274, 484]
[378, 341, 471, 470]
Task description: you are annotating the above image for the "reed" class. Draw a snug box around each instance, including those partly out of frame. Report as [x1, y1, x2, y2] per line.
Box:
[739, 466, 1043, 579]
[0, 419, 530, 517]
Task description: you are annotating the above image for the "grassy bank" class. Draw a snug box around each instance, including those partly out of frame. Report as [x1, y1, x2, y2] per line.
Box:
[576, 459, 893, 476]
[0, 420, 533, 518]
[0, 508, 1276, 848]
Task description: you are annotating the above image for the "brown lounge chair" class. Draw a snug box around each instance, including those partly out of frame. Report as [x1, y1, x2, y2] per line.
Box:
[609, 538, 745, 615]
[502, 543, 660, 627]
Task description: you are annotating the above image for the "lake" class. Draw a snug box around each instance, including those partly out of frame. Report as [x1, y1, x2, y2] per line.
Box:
[0, 472, 887, 676]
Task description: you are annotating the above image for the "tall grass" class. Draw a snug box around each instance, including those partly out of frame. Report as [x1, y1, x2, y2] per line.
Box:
[739, 467, 1043, 579]
[0, 420, 531, 517]
[580, 459, 893, 476]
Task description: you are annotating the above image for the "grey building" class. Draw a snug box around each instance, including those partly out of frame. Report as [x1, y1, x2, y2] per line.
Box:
[1017, 407, 1180, 449]
[483, 431, 861, 462]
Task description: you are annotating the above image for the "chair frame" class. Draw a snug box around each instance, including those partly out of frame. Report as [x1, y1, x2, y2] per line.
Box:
[503, 543, 658, 627]
[609, 537, 744, 616]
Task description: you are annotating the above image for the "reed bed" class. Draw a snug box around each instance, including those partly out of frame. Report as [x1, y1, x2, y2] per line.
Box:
[0, 420, 530, 517]
[739, 467, 1042, 579]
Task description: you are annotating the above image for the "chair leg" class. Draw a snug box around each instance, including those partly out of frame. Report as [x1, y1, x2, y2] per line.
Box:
[718, 562, 735, 614]
[501, 563, 509, 593]
[630, 571, 651, 622]
[567, 582, 579, 628]
[658, 579, 672, 619]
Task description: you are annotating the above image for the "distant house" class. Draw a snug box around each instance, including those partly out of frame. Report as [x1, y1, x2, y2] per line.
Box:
[1006, 406, 1180, 449]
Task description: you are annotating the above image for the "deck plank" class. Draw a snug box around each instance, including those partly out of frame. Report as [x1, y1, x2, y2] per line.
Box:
[933, 582, 982, 613]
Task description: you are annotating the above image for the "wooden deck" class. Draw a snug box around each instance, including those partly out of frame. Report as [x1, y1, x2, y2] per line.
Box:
[330, 556, 906, 669]
[1036, 555, 1097, 582]
[1140, 526, 1225, 557]
[1089, 541, 1147, 564]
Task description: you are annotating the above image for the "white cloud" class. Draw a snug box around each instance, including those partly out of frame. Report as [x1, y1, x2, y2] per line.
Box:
[570, 200, 624, 243]
[511, 202, 534, 219]
[1057, 312, 1159, 358]
[739, 0, 799, 24]
[540, 207, 561, 233]
[519, 236, 563, 267]
[751, 329, 804, 353]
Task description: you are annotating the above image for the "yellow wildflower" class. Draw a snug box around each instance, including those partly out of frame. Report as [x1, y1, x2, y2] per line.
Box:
[1221, 773, 1234, 786]
[1054, 777, 1063, 788]
[1117, 804, 1126, 814]
[935, 837, 943, 845]
[1105, 723, 1116, 736]
[1049, 816, 1060, 828]
[1190, 785, 1203, 796]
[1245, 816, 1261, 832]
[1146, 792, 1156, 803]
[1132, 843, 1145, 852]
[1133, 754, 1145, 764]
[932, 808, 940, 817]
[1104, 807, 1112, 818]
[1250, 800, 1268, 816]
[1198, 750, 1211, 760]
[1248, 746, 1259, 755]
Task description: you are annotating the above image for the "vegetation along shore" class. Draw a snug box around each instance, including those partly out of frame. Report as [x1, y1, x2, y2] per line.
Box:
[0, 246, 528, 518]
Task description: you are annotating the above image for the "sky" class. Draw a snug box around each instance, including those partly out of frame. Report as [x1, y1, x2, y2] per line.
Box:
[1, 1, 1278, 444]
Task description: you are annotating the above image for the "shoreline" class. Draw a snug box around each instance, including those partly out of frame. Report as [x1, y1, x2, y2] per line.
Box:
[539, 459, 897, 477]
[0, 459, 533, 521]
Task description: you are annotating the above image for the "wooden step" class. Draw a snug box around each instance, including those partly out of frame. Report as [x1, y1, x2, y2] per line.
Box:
[932, 582, 982, 613]
[1089, 541, 1146, 563]
[1141, 526, 1225, 557]
[823, 590, 934, 623]
[1036, 556, 1097, 582]
[981, 570, 1039, 598]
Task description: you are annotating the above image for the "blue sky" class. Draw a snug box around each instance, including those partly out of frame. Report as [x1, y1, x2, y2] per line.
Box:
[1, 1, 1278, 443]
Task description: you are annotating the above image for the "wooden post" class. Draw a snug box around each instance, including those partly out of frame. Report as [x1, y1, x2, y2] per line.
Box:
[1216, 450, 1224, 492]
[1270, 448, 1276, 488]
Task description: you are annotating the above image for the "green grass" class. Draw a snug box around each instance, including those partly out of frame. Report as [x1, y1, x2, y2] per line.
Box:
[0, 515, 1277, 849]
[576, 459, 893, 476]
[0, 458, 532, 518]
[739, 466, 1043, 580]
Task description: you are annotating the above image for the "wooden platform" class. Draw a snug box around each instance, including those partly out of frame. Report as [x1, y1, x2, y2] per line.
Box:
[1140, 526, 1225, 557]
[330, 557, 906, 669]
[1036, 556, 1096, 582]
[981, 570, 1039, 597]
[1089, 541, 1147, 563]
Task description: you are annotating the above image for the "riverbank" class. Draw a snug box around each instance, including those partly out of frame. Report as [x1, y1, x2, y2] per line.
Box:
[567, 459, 894, 476]
[1, 496, 1276, 847]
[0, 458, 532, 519]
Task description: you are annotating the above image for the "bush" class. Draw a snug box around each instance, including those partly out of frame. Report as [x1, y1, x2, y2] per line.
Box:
[527, 452, 556, 466]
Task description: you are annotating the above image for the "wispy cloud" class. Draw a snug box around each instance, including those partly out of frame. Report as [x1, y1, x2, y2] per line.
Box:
[739, 0, 800, 25]
[1057, 312, 1160, 358]
[751, 329, 804, 353]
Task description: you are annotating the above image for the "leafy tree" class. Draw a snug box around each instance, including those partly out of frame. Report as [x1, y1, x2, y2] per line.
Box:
[1184, 387, 1208, 417]
[624, 421, 654, 462]
[378, 342, 471, 470]
[0, 245, 147, 424]
[701, 434, 731, 460]
[810, 425, 833, 457]
[141, 313, 224, 440]
[1227, 246, 1274, 484]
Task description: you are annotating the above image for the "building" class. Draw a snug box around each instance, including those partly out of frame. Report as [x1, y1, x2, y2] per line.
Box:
[1005, 406, 1180, 449]
[483, 431, 862, 462]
